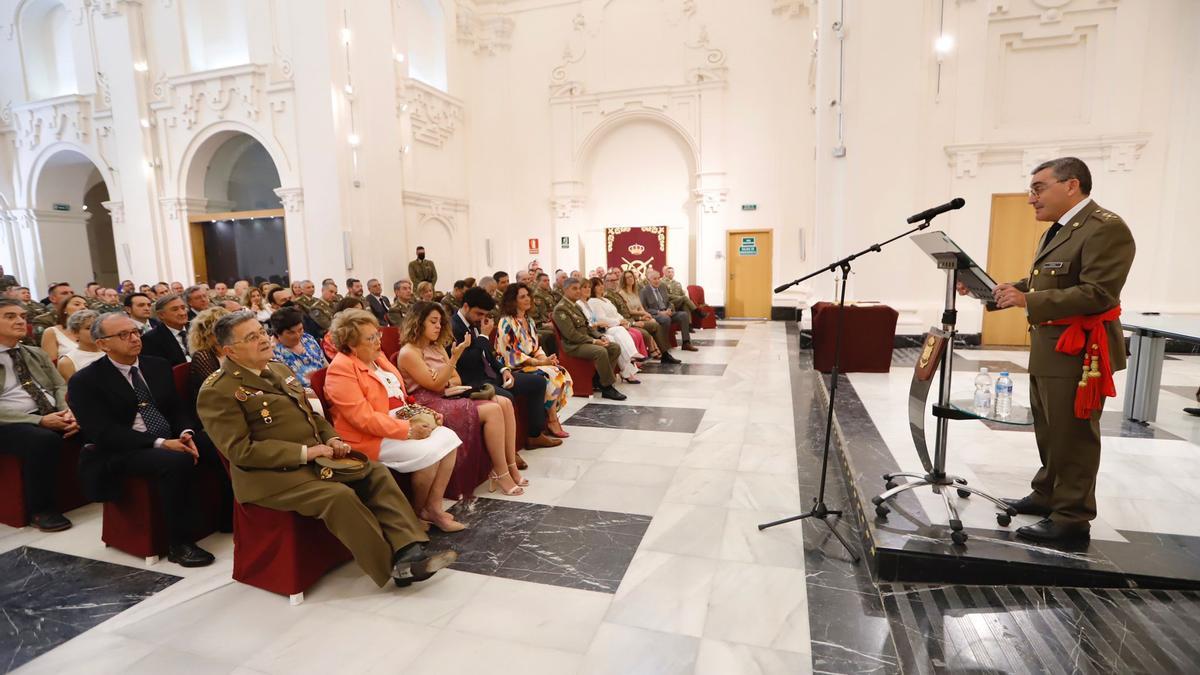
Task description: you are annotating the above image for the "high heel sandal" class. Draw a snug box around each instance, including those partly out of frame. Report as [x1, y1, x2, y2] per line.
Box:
[488, 471, 525, 496]
[548, 426, 570, 439]
[508, 462, 530, 487]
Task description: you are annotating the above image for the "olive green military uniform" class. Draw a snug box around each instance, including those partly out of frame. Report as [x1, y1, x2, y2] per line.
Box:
[442, 293, 462, 315]
[293, 294, 315, 311]
[408, 259, 438, 290]
[663, 278, 698, 313]
[607, 290, 666, 354]
[95, 302, 123, 314]
[196, 360, 428, 587]
[552, 298, 621, 387]
[530, 288, 559, 355]
[1011, 200, 1135, 526]
[26, 303, 55, 345]
[386, 299, 412, 329]
[308, 299, 335, 332]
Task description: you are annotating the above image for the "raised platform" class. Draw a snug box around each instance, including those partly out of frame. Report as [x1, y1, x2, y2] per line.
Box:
[816, 352, 1200, 591]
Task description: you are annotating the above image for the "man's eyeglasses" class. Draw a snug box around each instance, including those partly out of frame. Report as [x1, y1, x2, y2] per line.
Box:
[1028, 180, 1063, 198]
[233, 329, 271, 345]
[97, 329, 142, 341]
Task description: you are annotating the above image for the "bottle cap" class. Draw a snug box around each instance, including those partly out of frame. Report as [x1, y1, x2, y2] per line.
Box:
[1000, 371, 1009, 376]
[980, 367, 989, 373]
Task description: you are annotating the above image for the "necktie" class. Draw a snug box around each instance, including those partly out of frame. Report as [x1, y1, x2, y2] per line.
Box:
[7, 348, 56, 415]
[129, 366, 172, 438]
[1042, 222, 1063, 252]
[177, 327, 189, 354]
[475, 327, 499, 379]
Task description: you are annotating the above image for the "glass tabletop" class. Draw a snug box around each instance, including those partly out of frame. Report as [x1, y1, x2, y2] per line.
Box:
[949, 399, 1034, 426]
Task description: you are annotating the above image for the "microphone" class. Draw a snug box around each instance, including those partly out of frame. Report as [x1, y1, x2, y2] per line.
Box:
[906, 197, 965, 224]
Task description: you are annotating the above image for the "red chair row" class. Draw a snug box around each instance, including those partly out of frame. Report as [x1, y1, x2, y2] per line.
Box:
[0, 438, 89, 528]
[688, 285, 718, 329]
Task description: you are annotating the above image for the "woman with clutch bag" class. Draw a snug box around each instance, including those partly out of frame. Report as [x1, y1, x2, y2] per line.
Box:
[324, 309, 466, 532]
[496, 283, 573, 437]
[396, 302, 527, 496]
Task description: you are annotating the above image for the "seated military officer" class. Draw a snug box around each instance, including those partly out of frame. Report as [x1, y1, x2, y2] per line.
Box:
[552, 279, 626, 401]
[197, 311, 457, 588]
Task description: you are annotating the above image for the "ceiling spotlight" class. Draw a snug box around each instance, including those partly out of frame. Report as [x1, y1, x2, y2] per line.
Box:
[341, 28, 352, 44]
[344, 83, 354, 95]
[81, 204, 88, 211]
[133, 61, 149, 72]
[934, 34, 955, 56]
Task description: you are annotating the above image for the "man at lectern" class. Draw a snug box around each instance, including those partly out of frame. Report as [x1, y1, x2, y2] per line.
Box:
[965, 157, 1135, 543]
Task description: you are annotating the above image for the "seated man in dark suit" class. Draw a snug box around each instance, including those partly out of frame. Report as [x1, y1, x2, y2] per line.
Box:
[451, 289, 560, 449]
[140, 293, 190, 366]
[183, 286, 210, 322]
[640, 269, 698, 352]
[0, 299, 77, 532]
[365, 278, 391, 325]
[69, 312, 230, 567]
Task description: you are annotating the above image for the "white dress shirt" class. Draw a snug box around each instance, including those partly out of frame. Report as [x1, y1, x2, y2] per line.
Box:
[107, 357, 186, 446]
[0, 347, 46, 415]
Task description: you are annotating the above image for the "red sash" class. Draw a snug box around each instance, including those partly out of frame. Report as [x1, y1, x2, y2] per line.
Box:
[1042, 306, 1121, 419]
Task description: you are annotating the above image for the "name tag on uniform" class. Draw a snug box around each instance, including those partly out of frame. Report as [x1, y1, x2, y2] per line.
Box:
[1041, 262, 1064, 269]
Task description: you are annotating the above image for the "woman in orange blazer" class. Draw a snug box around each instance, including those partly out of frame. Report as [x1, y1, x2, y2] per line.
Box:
[324, 309, 464, 532]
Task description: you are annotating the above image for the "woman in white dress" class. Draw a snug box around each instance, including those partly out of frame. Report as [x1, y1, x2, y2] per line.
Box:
[577, 279, 641, 383]
[56, 310, 105, 380]
[243, 287, 272, 325]
[324, 309, 466, 532]
[40, 295, 87, 362]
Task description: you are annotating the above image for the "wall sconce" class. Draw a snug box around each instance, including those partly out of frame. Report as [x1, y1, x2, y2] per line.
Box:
[341, 28, 352, 44]
[348, 133, 361, 147]
[934, 34, 955, 61]
[133, 61, 149, 73]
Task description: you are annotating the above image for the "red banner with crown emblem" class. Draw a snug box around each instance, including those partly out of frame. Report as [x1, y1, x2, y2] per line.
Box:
[605, 227, 667, 280]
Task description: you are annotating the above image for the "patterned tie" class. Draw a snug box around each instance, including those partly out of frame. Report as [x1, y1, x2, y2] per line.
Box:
[7, 348, 56, 415]
[129, 366, 173, 438]
[177, 327, 189, 355]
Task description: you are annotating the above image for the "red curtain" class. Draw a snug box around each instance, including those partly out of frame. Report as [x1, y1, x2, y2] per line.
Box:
[605, 227, 668, 279]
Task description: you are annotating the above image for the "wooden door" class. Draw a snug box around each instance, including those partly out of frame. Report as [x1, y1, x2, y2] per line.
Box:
[189, 222, 207, 284]
[725, 229, 773, 318]
[982, 194, 1049, 346]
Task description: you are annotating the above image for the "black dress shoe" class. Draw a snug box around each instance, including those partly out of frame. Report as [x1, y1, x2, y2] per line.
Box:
[659, 352, 681, 364]
[167, 543, 216, 567]
[1185, 407, 1200, 417]
[30, 512, 72, 533]
[1015, 518, 1090, 543]
[1001, 496, 1052, 517]
[393, 544, 458, 587]
[600, 386, 627, 401]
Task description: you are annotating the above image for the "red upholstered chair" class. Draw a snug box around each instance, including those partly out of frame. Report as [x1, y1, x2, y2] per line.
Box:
[552, 323, 595, 397]
[379, 327, 401, 361]
[513, 396, 529, 451]
[0, 438, 89, 528]
[172, 363, 189, 401]
[810, 302, 899, 374]
[101, 467, 224, 563]
[308, 367, 329, 411]
[687, 285, 718, 329]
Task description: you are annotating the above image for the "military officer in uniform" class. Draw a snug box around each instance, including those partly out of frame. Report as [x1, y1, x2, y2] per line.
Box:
[320, 278, 344, 306]
[603, 270, 681, 364]
[197, 311, 457, 588]
[442, 280, 466, 315]
[408, 246, 438, 291]
[662, 266, 701, 316]
[293, 280, 317, 311]
[967, 157, 1135, 543]
[530, 273, 558, 355]
[308, 282, 338, 334]
[552, 278, 625, 401]
[386, 280, 415, 328]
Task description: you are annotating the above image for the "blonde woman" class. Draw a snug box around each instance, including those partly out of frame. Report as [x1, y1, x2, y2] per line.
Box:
[416, 281, 435, 302]
[56, 310, 104, 380]
[187, 306, 230, 398]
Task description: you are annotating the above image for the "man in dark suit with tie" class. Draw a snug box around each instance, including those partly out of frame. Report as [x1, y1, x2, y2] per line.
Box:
[640, 269, 698, 352]
[451, 288, 560, 449]
[365, 278, 391, 325]
[69, 312, 230, 567]
[969, 157, 1135, 543]
[140, 293, 191, 366]
[0, 299, 78, 532]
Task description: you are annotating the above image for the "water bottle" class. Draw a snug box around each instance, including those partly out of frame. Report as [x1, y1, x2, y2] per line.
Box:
[973, 368, 993, 416]
[995, 371, 1013, 419]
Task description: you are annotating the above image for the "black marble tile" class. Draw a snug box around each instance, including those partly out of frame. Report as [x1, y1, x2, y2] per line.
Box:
[636, 362, 727, 376]
[686, 339, 740, 347]
[981, 410, 1183, 440]
[563, 403, 706, 433]
[430, 498, 650, 593]
[0, 546, 180, 671]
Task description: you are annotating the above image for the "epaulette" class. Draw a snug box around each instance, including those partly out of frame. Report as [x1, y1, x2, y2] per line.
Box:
[201, 368, 224, 388]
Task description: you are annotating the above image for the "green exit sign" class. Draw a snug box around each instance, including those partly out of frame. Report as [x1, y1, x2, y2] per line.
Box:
[52, 203, 70, 211]
[741, 204, 757, 211]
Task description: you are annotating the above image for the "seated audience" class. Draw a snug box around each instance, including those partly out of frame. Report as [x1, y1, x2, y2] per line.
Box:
[270, 307, 327, 388]
[322, 296, 368, 359]
[184, 285, 210, 321]
[0, 299, 77, 532]
[56, 310, 105, 380]
[187, 307, 230, 399]
[581, 279, 642, 383]
[442, 280, 466, 314]
[416, 281, 435, 303]
[124, 292, 156, 334]
[462, 277, 476, 289]
[452, 289, 559, 450]
[308, 281, 338, 335]
[496, 284, 573, 438]
[244, 286, 272, 324]
[197, 311, 457, 588]
[641, 269, 698, 352]
[323, 310, 464, 532]
[43, 282, 74, 308]
[529, 273, 559, 355]
[170, 281, 185, 295]
[587, 276, 648, 359]
[41, 294, 88, 362]
[553, 279, 626, 400]
[141, 293, 191, 366]
[615, 269, 679, 363]
[387, 280, 415, 328]
[397, 301, 527, 495]
[70, 312, 231, 567]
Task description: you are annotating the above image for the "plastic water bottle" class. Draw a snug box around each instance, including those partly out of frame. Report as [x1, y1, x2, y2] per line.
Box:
[973, 368, 993, 416]
[995, 371, 1013, 419]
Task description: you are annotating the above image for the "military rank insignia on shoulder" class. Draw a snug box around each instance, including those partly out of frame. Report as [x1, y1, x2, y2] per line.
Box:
[202, 369, 223, 388]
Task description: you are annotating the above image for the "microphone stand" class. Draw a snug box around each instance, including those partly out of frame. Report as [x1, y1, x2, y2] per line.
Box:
[759, 219, 933, 562]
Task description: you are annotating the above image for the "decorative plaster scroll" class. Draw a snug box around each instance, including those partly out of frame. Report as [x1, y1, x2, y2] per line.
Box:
[456, 5, 514, 56]
[273, 187, 304, 214]
[11, 95, 93, 151]
[158, 197, 207, 221]
[90, 0, 141, 19]
[404, 191, 468, 229]
[693, 187, 728, 214]
[944, 134, 1149, 177]
[772, 0, 812, 18]
[399, 79, 464, 148]
[101, 200, 125, 225]
[551, 196, 585, 220]
[96, 71, 113, 109]
[152, 64, 273, 131]
[684, 25, 727, 84]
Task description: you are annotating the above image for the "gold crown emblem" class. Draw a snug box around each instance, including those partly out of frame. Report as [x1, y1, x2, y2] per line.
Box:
[627, 244, 646, 255]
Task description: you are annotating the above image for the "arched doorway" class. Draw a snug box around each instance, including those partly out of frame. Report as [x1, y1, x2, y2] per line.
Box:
[185, 132, 288, 287]
[30, 148, 118, 291]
